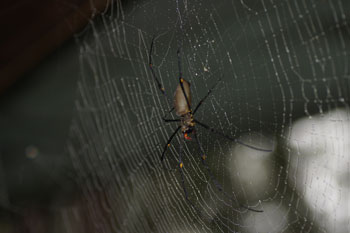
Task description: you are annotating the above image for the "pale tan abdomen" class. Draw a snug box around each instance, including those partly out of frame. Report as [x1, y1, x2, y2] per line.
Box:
[174, 79, 191, 116]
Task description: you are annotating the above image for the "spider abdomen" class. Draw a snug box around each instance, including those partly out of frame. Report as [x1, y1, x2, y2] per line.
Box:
[174, 79, 191, 116]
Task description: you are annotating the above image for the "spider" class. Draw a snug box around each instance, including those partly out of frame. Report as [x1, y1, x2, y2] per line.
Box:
[148, 37, 271, 212]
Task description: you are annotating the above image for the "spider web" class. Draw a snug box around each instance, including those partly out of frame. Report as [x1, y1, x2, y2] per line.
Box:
[66, 0, 350, 232]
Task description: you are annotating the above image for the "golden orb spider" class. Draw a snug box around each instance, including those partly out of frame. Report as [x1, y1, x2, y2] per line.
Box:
[149, 36, 271, 212]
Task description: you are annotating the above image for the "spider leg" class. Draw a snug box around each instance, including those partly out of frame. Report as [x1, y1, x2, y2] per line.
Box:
[162, 118, 181, 123]
[178, 137, 202, 214]
[194, 120, 272, 152]
[149, 36, 172, 103]
[193, 78, 221, 115]
[161, 126, 181, 161]
[178, 138, 195, 205]
[193, 131, 263, 212]
[162, 127, 202, 214]
[149, 37, 177, 120]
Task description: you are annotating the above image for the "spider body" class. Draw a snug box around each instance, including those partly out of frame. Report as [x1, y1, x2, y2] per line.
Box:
[148, 37, 270, 212]
[174, 78, 195, 139]
[174, 78, 191, 116]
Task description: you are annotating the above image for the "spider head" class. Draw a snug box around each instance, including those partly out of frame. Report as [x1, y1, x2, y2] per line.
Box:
[181, 113, 195, 140]
[182, 125, 194, 140]
[183, 129, 193, 140]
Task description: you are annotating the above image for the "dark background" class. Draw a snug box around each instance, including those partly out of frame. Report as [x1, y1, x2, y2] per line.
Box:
[0, 1, 110, 232]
